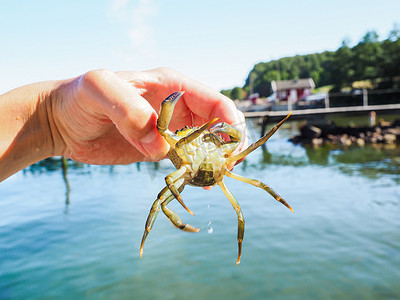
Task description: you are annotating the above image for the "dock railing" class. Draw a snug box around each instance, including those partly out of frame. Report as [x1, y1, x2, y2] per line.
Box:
[241, 89, 400, 136]
[243, 88, 400, 119]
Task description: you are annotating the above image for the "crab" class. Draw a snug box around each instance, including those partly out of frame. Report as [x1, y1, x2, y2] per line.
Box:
[140, 91, 293, 265]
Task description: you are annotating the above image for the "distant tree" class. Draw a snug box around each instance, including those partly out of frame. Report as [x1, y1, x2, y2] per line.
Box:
[381, 34, 400, 78]
[232, 28, 400, 96]
[220, 89, 232, 99]
[332, 40, 355, 87]
[388, 23, 400, 41]
[361, 30, 379, 43]
[353, 31, 383, 80]
[341, 37, 352, 47]
[319, 51, 335, 86]
[230, 87, 245, 100]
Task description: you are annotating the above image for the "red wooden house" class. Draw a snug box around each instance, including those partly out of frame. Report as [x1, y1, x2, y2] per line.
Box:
[271, 78, 315, 102]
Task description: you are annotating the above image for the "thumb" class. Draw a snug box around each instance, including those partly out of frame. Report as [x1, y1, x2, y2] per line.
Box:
[80, 69, 169, 160]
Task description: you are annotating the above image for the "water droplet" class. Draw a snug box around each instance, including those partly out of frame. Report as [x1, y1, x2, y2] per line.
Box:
[207, 221, 213, 234]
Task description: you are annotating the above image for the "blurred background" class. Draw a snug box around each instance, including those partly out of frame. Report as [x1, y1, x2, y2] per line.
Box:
[1, 1, 399, 299]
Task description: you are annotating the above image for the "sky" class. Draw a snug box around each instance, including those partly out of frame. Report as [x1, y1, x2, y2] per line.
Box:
[1, 0, 400, 94]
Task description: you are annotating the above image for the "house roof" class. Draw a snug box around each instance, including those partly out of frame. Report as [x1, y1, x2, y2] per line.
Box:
[271, 78, 315, 91]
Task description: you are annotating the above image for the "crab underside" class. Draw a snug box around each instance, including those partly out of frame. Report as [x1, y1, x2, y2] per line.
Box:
[140, 91, 293, 265]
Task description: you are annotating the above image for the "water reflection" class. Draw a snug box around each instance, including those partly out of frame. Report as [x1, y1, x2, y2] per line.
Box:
[304, 146, 331, 165]
[24, 157, 82, 210]
[24, 133, 400, 187]
[61, 157, 70, 206]
[261, 146, 272, 164]
[247, 140, 400, 183]
[333, 147, 400, 182]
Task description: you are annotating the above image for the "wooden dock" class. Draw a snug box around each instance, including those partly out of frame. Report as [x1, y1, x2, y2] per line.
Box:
[243, 103, 400, 121]
[243, 103, 400, 137]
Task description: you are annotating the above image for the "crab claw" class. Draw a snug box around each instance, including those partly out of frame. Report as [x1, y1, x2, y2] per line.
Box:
[209, 122, 243, 142]
[157, 91, 185, 135]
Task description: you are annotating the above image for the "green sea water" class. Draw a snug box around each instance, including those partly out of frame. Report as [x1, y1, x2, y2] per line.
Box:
[1, 118, 399, 299]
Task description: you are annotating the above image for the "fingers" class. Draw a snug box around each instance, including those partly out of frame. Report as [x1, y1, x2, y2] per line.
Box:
[110, 68, 249, 164]
[121, 68, 245, 127]
[78, 69, 169, 161]
[169, 69, 241, 124]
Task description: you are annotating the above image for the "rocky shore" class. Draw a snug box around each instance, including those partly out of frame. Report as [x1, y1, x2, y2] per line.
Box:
[290, 119, 400, 146]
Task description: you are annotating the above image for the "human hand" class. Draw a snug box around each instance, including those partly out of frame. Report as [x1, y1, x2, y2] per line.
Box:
[51, 68, 247, 166]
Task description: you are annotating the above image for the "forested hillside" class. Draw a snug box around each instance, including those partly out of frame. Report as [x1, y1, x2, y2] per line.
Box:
[222, 26, 400, 100]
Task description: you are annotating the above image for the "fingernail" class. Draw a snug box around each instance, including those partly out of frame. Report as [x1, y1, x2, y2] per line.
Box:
[140, 130, 167, 161]
[141, 129, 159, 144]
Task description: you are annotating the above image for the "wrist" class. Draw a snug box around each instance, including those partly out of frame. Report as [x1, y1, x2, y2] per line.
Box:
[0, 81, 64, 181]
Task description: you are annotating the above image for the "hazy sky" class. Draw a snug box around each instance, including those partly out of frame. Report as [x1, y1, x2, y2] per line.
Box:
[1, 0, 399, 93]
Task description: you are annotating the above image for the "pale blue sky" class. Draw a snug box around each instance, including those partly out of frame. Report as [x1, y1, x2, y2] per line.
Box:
[1, 0, 399, 93]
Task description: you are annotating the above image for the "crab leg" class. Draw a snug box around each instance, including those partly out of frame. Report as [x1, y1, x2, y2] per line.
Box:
[226, 112, 292, 164]
[224, 169, 294, 213]
[140, 177, 196, 257]
[140, 186, 169, 258]
[175, 118, 219, 149]
[218, 180, 245, 266]
[161, 195, 200, 232]
[165, 167, 193, 215]
[140, 181, 182, 257]
[157, 91, 185, 146]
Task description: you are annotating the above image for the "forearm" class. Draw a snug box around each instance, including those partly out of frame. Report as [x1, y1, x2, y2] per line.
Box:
[0, 81, 63, 182]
